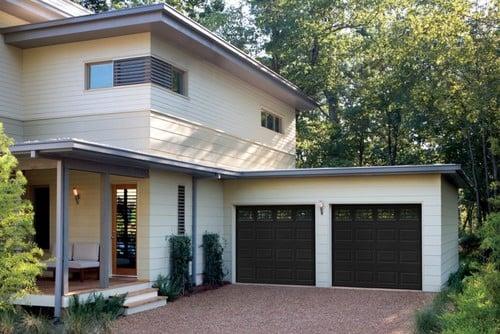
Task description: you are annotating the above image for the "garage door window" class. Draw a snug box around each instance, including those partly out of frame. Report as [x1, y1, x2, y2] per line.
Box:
[355, 208, 373, 221]
[257, 209, 273, 221]
[400, 208, 419, 221]
[238, 209, 254, 221]
[277, 209, 293, 221]
[296, 208, 313, 220]
[335, 208, 351, 222]
[377, 208, 396, 220]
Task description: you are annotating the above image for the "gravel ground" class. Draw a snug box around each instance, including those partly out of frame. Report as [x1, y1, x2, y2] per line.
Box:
[113, 284, 434, 334]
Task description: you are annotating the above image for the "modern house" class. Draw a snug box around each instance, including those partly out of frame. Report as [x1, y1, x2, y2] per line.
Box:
[0, 0, 464, 317]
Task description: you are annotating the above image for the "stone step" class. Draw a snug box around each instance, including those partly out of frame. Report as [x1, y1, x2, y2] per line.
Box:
[124, 296, 167, 315]
[125, 288, 159, 304]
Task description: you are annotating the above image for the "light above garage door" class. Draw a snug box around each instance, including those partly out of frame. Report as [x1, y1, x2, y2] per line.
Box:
[236, 206, 315, 285]
[332, 204, 422, 290]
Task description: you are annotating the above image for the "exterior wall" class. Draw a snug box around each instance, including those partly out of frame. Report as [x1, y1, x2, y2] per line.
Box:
[1, 117, 23, 142]
[21, 33, 151, 121]
[0, 11, 26, 124]
[149, 111, 295, 170]
[440, 177, 459, 285]
[150, 35, 296, 170]
[222, 174, 446, 292]
[23, 111, 150, 151]
[146, 169, 192, 281]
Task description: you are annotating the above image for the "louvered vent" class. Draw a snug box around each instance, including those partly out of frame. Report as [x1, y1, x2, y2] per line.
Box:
[151, 57, 173, 90]
[177, 185, 186, 235]
[114, 57, 150, 86]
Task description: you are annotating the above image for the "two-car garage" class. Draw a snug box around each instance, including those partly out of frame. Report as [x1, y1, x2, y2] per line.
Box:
[226, 168, 462, 292]
[236, 204, 422, 290]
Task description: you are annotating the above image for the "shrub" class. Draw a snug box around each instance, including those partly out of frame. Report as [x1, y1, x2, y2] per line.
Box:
[153, 274, 182, 301]
[441, 267, 500, 334]
[0, 307, 54, 334]
[202, 233, 225, 286]
[0, 125, 44, 310]
[168, 235, 192, 294]
[459, 233, 482, 257]
[480, 211, 500, 269]
[63, 293, 125, 334]
[414, 289, 451, 334]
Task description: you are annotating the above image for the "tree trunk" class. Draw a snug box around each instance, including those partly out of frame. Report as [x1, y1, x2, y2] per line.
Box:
[324, 90, 338, 123]
[481, 130, 491, 213]
[467, 131, 483, 226]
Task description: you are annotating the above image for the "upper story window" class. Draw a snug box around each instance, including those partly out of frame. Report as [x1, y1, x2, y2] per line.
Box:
[86, 56, 187, 96]
[261, 110, 282, 133]
[87, 62, 113, 89]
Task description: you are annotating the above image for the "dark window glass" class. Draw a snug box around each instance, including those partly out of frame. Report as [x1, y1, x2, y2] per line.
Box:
[256, 209, 273, 221]
[88, 62, 113, 89]
[172, 68, 185, 95]
[261, 111, 283, 133]
[238, 209, 254, 221]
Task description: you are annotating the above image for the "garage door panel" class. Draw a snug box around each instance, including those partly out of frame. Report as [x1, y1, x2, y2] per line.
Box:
[237, 205, 315, 286]
[333, 204, 421, 290]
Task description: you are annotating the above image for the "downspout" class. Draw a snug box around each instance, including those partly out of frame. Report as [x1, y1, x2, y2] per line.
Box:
[191, 176, 197, 286]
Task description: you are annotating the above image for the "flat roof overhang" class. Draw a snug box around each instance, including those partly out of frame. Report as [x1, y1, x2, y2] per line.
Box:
[11, 138, 469, 187]
[0, 4, 317, 111]
[12, 138, 239, 178]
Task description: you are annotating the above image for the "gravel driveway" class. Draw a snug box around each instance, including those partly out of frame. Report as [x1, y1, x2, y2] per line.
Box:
[113, 284, 433, 334]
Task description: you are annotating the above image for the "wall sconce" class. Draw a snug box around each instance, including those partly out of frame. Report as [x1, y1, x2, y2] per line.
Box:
[319, 201, 324, 215]
[73, 187, 80, 205]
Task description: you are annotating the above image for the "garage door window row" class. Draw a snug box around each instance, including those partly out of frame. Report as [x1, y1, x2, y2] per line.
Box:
[335, 206, 420, 223]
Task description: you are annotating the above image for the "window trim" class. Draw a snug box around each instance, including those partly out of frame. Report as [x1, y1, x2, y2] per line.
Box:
[260, 109, 283, 134]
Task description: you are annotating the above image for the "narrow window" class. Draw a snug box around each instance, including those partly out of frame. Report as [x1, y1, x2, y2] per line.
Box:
[87, 62, 113, 89]
[261, 110, 283, 133]
[172, 68, 185, 95]
[177, 185, 186, 235]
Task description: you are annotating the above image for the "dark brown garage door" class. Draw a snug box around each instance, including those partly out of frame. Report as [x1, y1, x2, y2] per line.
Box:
[236, 206, 315, 285]
[333, 204, 421, 290]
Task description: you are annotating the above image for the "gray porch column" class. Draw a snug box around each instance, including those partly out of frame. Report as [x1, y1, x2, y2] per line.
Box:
[100, 172, 111, 288]
[191, 177, 197, 286]
[54, 160, 69, 319]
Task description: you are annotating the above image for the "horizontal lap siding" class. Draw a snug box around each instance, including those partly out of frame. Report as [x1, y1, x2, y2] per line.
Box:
[0, 117, 23, 142]
[151, 35, 296, 170]
[223, 174, 444, 291]
[22, 33, 151, 121]
[0, 11, 24, 121]
[441, 178, 459, 285]
[149, 112, 294, 170]
[23, 111, 150, 151]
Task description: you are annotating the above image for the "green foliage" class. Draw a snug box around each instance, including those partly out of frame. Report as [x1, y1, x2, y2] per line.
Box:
[202, 233, 225, 286]
[0, 307, 53, 334]
[480, 211, 500, 269]
[153, 274, 182, 301]
[168, 235, 192, 294]
[63, 293, 125, 334]
[0, 124, 44, 310]
[414, 289, 451, 334]
[441, 267, 500, 334]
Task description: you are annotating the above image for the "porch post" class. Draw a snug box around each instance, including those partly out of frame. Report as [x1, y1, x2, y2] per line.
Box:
[54, 160, 69, 319]
[100, 172, 111, 288]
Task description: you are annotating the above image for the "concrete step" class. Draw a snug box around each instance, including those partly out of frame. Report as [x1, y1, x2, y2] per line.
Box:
[124, 296, 167, 315]
[125, 288, 159, 304]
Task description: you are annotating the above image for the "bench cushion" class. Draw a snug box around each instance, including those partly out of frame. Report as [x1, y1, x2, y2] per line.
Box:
[72, 242, 99, 261]
[68, 260, 100, 269]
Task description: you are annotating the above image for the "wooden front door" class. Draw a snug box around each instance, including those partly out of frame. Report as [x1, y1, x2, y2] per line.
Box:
[112, 185, 137, 276]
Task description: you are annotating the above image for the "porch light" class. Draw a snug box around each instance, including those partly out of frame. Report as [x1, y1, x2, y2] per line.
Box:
[73, 187, 80, 204]
[319, 201, 324, 215]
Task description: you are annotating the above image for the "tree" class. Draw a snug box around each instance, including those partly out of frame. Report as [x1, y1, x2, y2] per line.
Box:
[0, 124, 44, 310]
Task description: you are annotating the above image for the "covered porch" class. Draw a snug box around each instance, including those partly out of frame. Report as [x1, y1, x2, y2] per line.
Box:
[11, 138, 231, 318]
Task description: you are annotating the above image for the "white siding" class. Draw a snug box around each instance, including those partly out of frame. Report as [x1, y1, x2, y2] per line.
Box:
[0, 117, 23, 142]
[149, 111, 295, 170]
[441, 177, 459, 285]
[0, 11, 25, 121]
[151, 35, 296, 170]
[146, 169, 192, 281]
[223, 174, 446, 292]
[21, 33, 151, 121]
[195, 179, 225, 284]
[23, 111, 150, 151]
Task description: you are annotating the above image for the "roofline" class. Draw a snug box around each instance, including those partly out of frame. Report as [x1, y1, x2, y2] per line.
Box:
[0, 4, 318, 111]
[11, 139, 467, 187]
